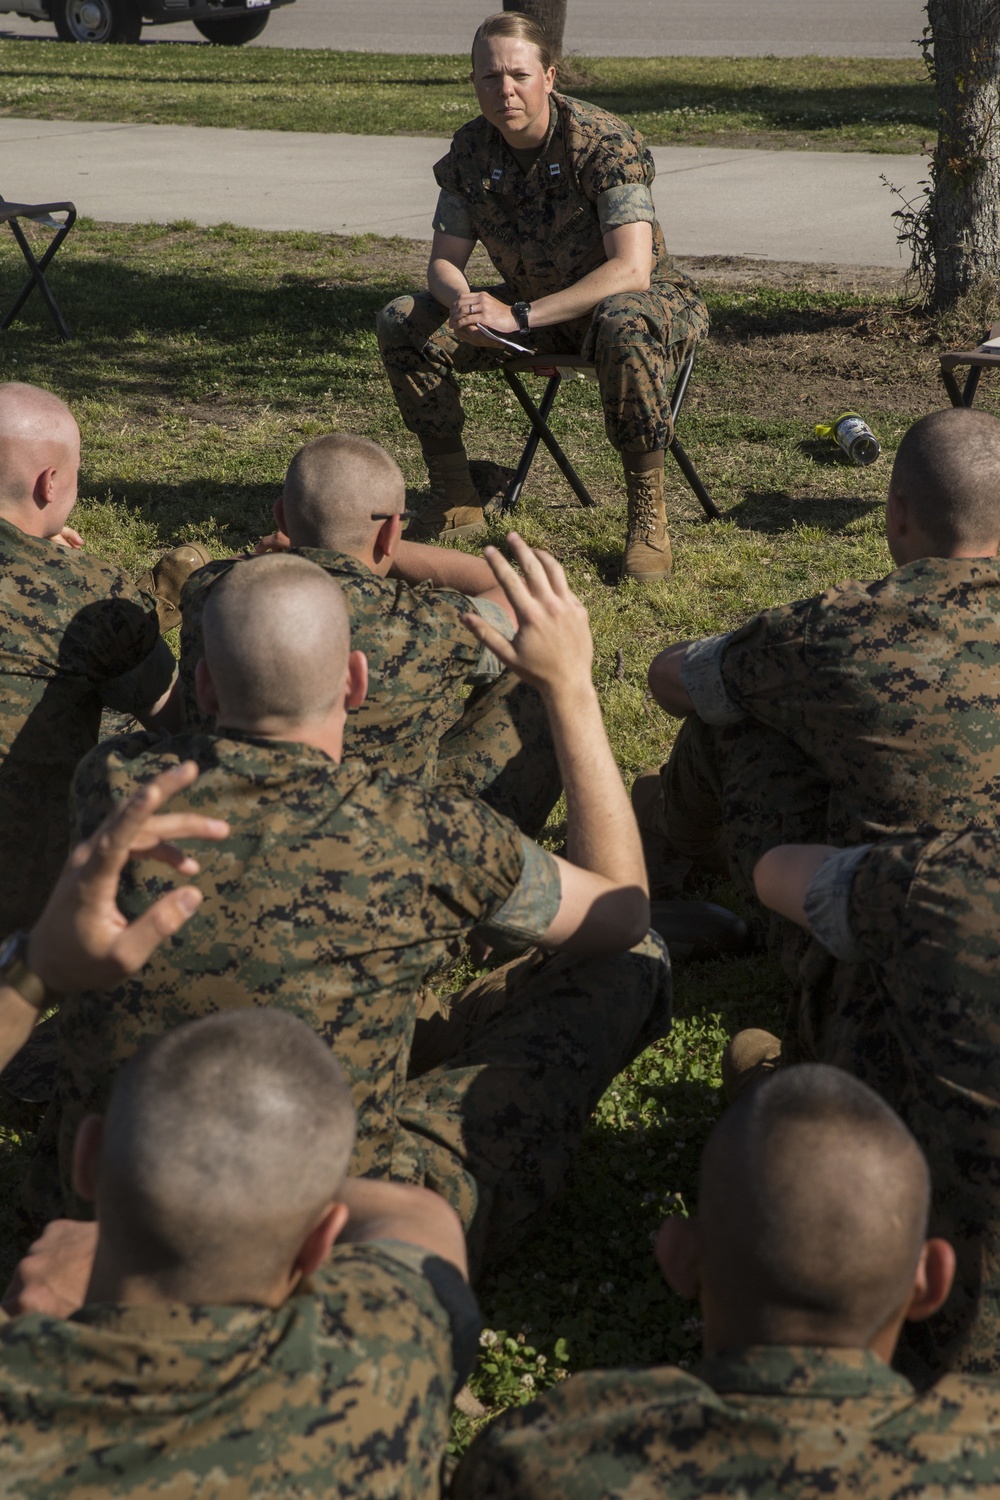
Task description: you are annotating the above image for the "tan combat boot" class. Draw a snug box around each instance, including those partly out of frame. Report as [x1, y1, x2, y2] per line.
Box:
[407, 451, 486, 542]
[622, 467, 672, 582]
[136, 542, 214, 632]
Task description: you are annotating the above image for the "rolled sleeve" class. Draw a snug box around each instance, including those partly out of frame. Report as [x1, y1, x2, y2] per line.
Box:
[802, 845, 873, 962]
[597, 183, 657, 234]
[680, 633, 745, 726]
[466, 597, 516, 684]
[478, 835, 561, 948]
[432, 187, 475, 240]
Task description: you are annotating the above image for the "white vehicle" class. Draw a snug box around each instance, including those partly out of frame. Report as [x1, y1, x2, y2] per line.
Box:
[0, 0, 294, 44]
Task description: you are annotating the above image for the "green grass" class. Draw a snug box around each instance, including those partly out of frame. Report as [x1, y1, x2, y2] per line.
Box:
[0, 43, 933, 152]
[0, 217, 986, 1443]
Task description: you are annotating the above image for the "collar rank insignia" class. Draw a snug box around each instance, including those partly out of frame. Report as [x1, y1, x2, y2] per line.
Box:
[491, 168, 504, 184]
[548, 162, 561, 178]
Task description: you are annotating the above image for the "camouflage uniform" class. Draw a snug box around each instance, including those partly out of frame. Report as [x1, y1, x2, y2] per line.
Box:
[662, 557, 1000, 1076]
[0, 1239, 480, 1498]
[0, 517, 172, 934]
[23, 731, 671, 1272]
[179, 553, 560, 838]
[453, 1344, 1000, 1498]
[377, 94, 708, 456]
[800, 830, 1000, 1377]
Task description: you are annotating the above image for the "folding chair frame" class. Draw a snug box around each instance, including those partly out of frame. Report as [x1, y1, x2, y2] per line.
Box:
[500, 350, 720, 520]
[939, 319, 1000, 409]
[0, 197, 77, 342]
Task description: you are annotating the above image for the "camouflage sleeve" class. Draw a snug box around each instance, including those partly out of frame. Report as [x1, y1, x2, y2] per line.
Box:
[803, 845, 873, 961]
[432, 187, 475, 240]
[477, 835, 561, 947]
[680, 632, 745, 725]
[840, 833, 941, 970]
[576, 119, 657, 203]
[99, 636, 178, 715]
[71, 577, 161, 687]
[318, 1240, 480, 1384]
[367, 1240, 482, 1384]
[466, 597, 516, 684]
[715, 594, 818, 731]
[597, 183, 657, 233]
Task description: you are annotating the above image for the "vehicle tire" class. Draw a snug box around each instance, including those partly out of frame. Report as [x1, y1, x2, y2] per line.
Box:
[193, 11, 270, 43]
[50, 0, 142, 41]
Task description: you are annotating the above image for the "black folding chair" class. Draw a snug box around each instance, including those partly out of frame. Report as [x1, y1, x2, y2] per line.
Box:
[0, 195, 77, 342]
[500, 349, 720, 519]
[939, 319, 1000, 408]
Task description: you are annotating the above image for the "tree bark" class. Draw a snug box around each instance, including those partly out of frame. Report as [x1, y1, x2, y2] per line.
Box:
[502, 0, 567, 59]
[926, 0, 1000, 305]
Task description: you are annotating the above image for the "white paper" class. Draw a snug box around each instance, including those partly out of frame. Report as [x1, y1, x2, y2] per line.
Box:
[979, 336, 1000, 350]
[476, 324, 534, 355]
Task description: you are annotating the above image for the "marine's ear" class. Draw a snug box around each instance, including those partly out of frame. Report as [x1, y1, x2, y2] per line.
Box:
[345, 650, 368, 711]
[71, 1114, 104, 1204]
[655, 1216, 700, 1300]
[194, 658, 220, 716]
[903, 1238, 956, 1324]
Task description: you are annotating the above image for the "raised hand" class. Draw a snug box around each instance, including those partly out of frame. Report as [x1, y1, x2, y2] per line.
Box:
[27, 761, 229, 995]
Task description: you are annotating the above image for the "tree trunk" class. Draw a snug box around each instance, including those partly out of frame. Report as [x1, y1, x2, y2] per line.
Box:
[502, 0, 567, 59]
[926, 0, 1000, 305]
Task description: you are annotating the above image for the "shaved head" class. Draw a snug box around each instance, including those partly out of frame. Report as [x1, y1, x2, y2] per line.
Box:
[698, 1065, 930, 1345]
[282, 433, 406, 554]
[0, 381, 80, 527]
[202, 553, 351, 728]
[891, 407, 1000, 553]
[96, 1009, 356, 1302]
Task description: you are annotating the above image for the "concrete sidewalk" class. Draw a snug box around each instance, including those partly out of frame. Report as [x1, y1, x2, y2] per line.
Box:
[1, 116, 924, 266]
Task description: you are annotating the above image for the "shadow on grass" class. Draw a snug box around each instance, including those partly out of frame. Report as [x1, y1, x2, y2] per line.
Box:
[725, 488, 883, 534]
[478, 1073, 723, 1373]
[91, 477, 276, 551]
[0, 257, 389, 360]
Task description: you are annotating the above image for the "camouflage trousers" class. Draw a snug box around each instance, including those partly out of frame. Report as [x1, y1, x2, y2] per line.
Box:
[437, 675, 561, 841]
[659, 714, 829, 973]
[395, 932, 672, 1279]
[376, 276, 709, 455]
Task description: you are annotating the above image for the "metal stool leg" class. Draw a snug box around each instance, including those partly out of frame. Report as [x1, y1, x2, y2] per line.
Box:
[963, 365, 983, 407]
[503, 368, 597, 510]
[667, 352, 719, 520]
[502, 373, 561, 513]
[2, 213, 74, 341]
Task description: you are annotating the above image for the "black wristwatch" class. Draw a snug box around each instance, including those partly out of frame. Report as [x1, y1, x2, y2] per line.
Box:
[512, 300, 532, 334]
[0, 931, 58, 1011]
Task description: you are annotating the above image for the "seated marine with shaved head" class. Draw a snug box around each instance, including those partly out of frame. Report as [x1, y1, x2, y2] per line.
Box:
[455, 1064, 1000, 1498]
[24, 541, 670, 1277]
[639, 407, 1000, 1094]
[0, 381, 187, 935]
[179, 431, 560, 838]
[0, 1008, 476, 1497]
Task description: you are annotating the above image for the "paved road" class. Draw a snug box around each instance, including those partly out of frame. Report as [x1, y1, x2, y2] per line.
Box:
[0, 0, 927, 57]
[1, 115, 922, 266]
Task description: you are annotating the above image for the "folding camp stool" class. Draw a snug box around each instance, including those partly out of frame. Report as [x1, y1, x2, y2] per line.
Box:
[0, 196, 77, 342]
[500, 349, 720, 519]
[939, 319, 1000, 408]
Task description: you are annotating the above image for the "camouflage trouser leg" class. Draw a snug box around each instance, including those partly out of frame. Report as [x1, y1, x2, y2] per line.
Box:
[376, 288, 556, 442]
[661, 715, 830, 898]
[376, 275, 708, 453]
[396, 932, 672, 1278]
[660, 715, 829, 976]
[584, 272, 709, 454]
[435, 676, 561, 841]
